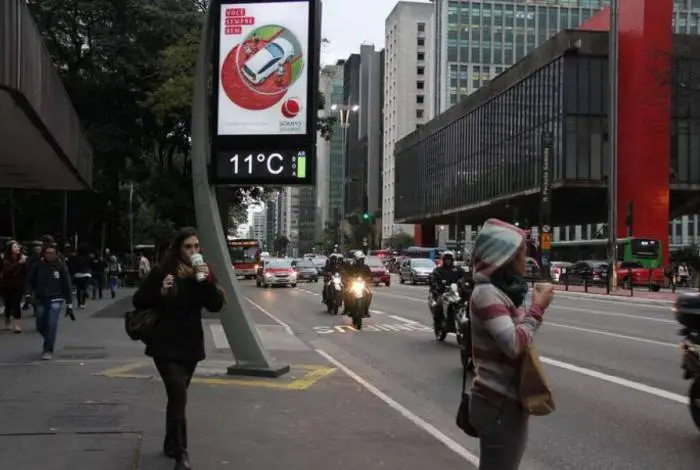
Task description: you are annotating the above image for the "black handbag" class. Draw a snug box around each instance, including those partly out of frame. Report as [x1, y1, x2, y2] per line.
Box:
[124, 308, 160, 342]
[456, 362, 479, 437]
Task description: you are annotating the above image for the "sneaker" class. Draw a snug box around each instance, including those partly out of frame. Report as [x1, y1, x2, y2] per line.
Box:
[41, 352, 53, 361]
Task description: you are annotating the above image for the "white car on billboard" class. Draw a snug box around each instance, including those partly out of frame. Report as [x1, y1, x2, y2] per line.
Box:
[242, 37, 295, 85]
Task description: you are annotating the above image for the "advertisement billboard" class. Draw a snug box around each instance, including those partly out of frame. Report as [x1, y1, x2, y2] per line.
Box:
[217, 1, 310, 136]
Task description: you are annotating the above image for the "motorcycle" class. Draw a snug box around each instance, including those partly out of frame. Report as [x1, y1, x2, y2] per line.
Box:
[673, 293, 700, 431]
[345, 277, 370, 330]
[324, 273, 343, 315]
[430, 281, 463, 342]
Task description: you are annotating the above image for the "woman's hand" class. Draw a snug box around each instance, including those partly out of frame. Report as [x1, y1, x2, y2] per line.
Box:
[196, 263, 210, 279]
[532, 283, 554, 310]
[19, 254, 26, 264]
[161, 274, 174, 296]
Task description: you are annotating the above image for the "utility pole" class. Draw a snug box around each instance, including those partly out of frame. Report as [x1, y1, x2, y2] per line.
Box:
[608, 0, 620, 290]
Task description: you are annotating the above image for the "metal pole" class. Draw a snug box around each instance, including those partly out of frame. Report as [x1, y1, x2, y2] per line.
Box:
[608, 0, 619, 290]
[129, 183, 134, 258]
[340, 110, 348, 252]
[191, 0, 288, 377]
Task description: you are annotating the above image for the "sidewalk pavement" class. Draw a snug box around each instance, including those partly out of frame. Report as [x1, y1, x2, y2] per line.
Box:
[550, 283, 683, 304]
[0, 290, 470, 469]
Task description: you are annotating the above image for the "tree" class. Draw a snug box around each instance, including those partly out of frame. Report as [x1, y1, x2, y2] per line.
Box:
[386, 232, 415, 250]
[23, 0, 273, 250]
[273, 235, 290, 255]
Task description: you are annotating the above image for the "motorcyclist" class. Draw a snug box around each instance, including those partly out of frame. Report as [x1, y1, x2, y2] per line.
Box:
[342, 252, 373, 317]
[429, 251, 471, 324]
[322, 253, 344, 305]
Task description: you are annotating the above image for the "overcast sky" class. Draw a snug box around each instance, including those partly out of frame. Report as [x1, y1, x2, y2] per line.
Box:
[320, 0, 431, 65]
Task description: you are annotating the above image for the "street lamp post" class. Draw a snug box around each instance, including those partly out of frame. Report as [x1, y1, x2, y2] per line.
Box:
[608, 0, 620, 291]
[330, 103, 359, 252]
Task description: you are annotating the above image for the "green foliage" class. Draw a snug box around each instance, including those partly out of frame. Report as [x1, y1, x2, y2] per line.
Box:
[386, 232, 415, 250]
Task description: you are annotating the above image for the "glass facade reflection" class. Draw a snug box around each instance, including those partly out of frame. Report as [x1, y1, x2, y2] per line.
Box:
[435, 0, 606, 113]
[395, 48, 700, 224]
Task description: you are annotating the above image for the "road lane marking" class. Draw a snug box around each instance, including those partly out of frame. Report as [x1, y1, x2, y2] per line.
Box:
[315, 349, 479, 467]
[551, 305, 675, 324]
[246, 298, 295, 336]
[312, 323, 432, 334]
[95, 361, 334, 390]
[389, 314, 424, 325]
[546, 322, 677, 348]
[540, 356, 687, 404]
[386, 284, 675, 309]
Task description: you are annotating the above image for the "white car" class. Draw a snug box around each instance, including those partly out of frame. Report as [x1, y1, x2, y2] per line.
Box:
[550, 261, 573, 282]
[242, 37, 295, 85]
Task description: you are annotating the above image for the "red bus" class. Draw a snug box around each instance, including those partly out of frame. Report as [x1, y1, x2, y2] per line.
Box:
[227, 237, 261, 279]
[369, 249, 391, 260]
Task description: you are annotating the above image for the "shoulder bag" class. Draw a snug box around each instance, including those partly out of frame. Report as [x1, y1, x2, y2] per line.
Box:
[124, 308, 160, 342]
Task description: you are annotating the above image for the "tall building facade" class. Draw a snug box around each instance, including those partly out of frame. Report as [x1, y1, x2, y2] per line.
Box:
[248, 209, 266, 245]
[432, 0, 607, 114]
[298, 187, 316, 254]
[265, 193, 280, 251]
[343, 46, 384, 217]
[279, 187, 300, 257]
[425, 0, 700, 252]
[382, 1, 435, 244]
[326, 62, 346, 227]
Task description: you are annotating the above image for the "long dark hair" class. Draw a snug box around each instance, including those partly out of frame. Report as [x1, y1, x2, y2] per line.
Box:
[3, 240, 19, 262]
[161, 227, 199, 275]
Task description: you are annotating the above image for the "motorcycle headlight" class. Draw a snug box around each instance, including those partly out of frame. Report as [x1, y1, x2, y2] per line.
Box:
[351, 280, 365, 297]
[264, 273, 272, 279]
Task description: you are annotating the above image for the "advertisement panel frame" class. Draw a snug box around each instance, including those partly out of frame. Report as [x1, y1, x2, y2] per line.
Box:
[211, 0, 320, 186]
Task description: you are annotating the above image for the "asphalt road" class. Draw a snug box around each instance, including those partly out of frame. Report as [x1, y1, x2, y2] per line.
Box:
[239, 276, 700, 470]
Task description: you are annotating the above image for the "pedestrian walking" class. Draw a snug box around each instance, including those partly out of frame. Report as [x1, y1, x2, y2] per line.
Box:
[26, 244, 73, 360]
[1, 240, 28, 333]
[67, 245, 91, 308]
[132, 227, 224, 470]
[90, 251, 107, 300]
[107, 255, 122, 299]
[467, 218, 554, 470]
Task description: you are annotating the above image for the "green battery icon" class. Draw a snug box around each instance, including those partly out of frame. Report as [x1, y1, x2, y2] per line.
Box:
[297, 155, 306, 178]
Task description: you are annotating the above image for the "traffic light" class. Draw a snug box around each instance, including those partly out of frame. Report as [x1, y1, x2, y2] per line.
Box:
[362, 212, 370, 221]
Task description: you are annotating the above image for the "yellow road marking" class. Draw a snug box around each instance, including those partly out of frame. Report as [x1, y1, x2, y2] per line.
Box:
[94, 362, 336, 391]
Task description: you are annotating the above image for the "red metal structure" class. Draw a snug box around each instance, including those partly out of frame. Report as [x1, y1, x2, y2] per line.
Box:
[579, 0, 673, 264]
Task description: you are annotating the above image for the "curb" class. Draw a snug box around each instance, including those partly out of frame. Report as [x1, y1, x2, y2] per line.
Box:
[554, 290, 674, 305]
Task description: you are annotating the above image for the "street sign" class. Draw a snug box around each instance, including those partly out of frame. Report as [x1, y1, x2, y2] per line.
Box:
[211, 0, 321, 186]
[542, 224, 551, 233]
[362, 237, 368, 246]
[540, 232, 551, 251]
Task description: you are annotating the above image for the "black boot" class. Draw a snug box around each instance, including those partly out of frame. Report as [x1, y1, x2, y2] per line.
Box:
[172, 418, 191, 469]
[174, 453, 191, 470]
[163, 416, 176, 458]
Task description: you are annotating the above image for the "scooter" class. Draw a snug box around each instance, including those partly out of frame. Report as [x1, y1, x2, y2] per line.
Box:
[430, 281, 463, 342]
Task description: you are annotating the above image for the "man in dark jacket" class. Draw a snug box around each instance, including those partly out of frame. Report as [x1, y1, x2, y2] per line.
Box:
[27, 244, 73, 360]
[321, 253, 344, 305]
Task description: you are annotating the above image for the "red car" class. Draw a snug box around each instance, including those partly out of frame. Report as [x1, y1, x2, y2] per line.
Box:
[616, 261, 663, 291]
[366, 256, 391, 287]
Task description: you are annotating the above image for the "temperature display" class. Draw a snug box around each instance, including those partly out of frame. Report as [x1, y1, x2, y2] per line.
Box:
[212, 148, 312, 185]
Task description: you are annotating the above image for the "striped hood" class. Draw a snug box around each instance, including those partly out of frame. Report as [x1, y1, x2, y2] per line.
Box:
[472, 218, 527, 278]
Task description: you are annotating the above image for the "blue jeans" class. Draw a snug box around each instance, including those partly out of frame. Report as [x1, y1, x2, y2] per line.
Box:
[109, 275, 119, 295]
[37, 299, 63, 353]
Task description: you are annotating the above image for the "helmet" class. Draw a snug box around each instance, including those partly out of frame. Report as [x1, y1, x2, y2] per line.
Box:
[442, 250, 455, 261]
[354, 251, 365, 260]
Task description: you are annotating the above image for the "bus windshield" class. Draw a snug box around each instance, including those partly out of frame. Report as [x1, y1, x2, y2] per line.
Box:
[630, 238, 659, 258]
[227, 239, 260, 264]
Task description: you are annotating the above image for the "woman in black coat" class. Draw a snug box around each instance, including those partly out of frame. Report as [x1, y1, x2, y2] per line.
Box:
[133, 227, 224, 470]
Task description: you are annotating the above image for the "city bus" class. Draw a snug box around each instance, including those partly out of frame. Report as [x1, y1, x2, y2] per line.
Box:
[550, 237, 663, 268]
[400, 246, 446, 264]
[226, 237, 261, 279]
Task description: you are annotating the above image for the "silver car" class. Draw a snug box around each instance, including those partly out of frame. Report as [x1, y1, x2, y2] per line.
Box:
[399, 258, 436, 285]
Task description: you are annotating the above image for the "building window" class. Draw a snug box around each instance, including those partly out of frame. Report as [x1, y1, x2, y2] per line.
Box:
[417, 66, 425, 75]
[417, 81, 425, 90]
[417, 95, 424, 104]
[417, 38, 425, 47]
[418, 22, 425, 32]
[417, 52, 425, 61]
[416, 109, 424, 118]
